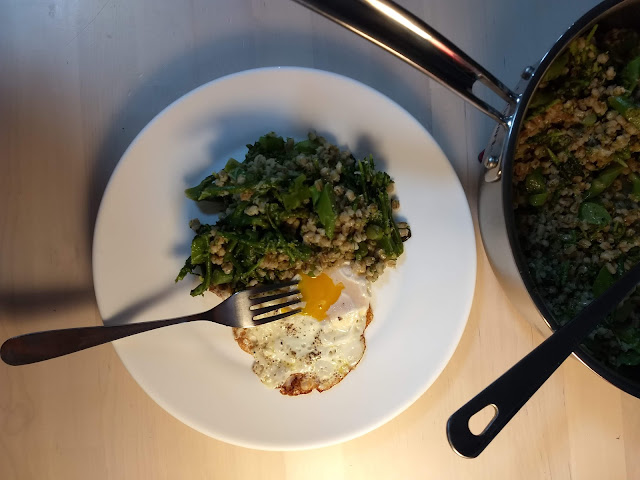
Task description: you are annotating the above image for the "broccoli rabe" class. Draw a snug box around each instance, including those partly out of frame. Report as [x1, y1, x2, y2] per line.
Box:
[177, 133, 410, 296]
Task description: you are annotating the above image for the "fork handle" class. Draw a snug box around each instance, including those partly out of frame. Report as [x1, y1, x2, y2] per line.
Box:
[1, 317, 197, 366]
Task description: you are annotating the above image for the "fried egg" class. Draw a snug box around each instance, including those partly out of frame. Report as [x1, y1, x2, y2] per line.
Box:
[233, 266, 372, 395]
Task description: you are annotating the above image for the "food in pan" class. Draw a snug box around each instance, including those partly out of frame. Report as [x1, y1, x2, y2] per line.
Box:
[513, 26, 640, 367]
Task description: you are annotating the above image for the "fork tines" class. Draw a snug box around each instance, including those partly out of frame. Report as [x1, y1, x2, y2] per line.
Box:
[247, 279, 298, 296]
[248, 281, 303, 324]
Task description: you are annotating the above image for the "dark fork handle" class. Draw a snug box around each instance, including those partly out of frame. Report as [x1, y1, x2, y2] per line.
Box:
[1, 316, 197, 366]
[446, 262, 640, 458]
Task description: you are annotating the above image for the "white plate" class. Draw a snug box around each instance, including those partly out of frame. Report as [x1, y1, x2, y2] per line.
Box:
[93, 67, 476, 450]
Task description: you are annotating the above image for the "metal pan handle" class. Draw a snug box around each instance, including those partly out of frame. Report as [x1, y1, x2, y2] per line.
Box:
[293, 0, 517, 125]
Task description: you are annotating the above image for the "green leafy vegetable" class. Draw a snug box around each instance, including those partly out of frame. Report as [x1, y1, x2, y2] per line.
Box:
[615, 322, 639, 345]
[608, 95, 640, 129]
[585, 24, 598, 43]
[558, 155, 583, 181]
[621, 56, 640, 92]
[525, 168, 549, 207]
[612, 220, 626, 240]
[175, 256, 194, 282]
[177, 132, 409, 292]
[543, 51, 569, 82]
[224, 158, 240, 173]
[190, 260, 212, 296]
[609, 95, 635, 114]
[603, 28, 640, 64]
[547, 130, 572, 150]
[528, 90, 555, 109]
[529, 192, 550, 207]
[515, 27, 640, 371]
[312, 183, 337, 239]
[350, 155, 404, 257]
[579, 202, 611, 226]
[582, 112, 598, 126]
[258, 134, 285, 152]
[191, 234, 210, 264]
[365, 223, 383, 240]
[616, 350, 640, 367]
[211, 268, 233, 285]
[593, 265, 615, 296]
[613, 148, 630, 167]
[584, 164, 625, 199]
[185, 175, 215, 201]
[281, 174, 311, 210]
[222, 201, 267, 228]
[354, 242, 368, 260]
[182, 233, 214, 296]
[526, 92, 561, 118]
[294, 138, 321, 154]
[525, 170, 546, 193]
[547, 148, 561, 165]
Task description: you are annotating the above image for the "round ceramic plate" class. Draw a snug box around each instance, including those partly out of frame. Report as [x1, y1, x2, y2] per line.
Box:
[93, 67, 476, 450]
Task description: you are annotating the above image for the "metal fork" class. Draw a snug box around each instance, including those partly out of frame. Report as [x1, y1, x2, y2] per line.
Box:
[0, 281, 302, 366]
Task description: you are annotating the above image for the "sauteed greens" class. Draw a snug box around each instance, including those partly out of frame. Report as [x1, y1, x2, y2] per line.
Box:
[514, 26, 640, 368]
[177, 133, 410, 297]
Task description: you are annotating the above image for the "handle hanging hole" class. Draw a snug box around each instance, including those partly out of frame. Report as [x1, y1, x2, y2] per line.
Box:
[468, 404, 499, 436]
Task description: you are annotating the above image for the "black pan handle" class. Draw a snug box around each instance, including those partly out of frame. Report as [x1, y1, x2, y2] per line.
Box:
[292, 0, 516, 125]
[447, 262, 640, 458]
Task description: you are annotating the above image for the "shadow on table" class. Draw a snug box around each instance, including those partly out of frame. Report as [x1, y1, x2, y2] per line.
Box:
[0, 288, 96, 317]
[0, 285, 176, 327]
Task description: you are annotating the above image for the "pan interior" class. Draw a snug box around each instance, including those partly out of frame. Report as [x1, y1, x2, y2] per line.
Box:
[502, 0, 640, 398]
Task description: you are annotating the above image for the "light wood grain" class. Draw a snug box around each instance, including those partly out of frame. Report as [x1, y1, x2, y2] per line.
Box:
[1, 0, 639, 479]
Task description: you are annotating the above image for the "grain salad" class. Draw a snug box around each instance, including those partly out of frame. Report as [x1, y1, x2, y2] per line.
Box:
[513, 26, 640, 368]
[176, 132, 411, 298]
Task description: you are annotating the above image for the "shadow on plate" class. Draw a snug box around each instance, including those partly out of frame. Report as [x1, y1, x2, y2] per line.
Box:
[101, 285, 178, 326]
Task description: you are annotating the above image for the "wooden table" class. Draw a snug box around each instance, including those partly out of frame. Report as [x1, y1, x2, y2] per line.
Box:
[2, 0, 639, 478]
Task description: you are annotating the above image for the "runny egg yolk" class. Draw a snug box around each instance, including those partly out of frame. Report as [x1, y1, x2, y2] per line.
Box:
[298, 272, 344, 320]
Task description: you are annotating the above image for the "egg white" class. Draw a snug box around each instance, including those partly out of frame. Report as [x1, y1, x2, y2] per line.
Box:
[237, 267, 371, 394]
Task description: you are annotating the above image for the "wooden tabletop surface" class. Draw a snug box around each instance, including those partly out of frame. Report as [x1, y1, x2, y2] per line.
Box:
[2, 0, 639, 478]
